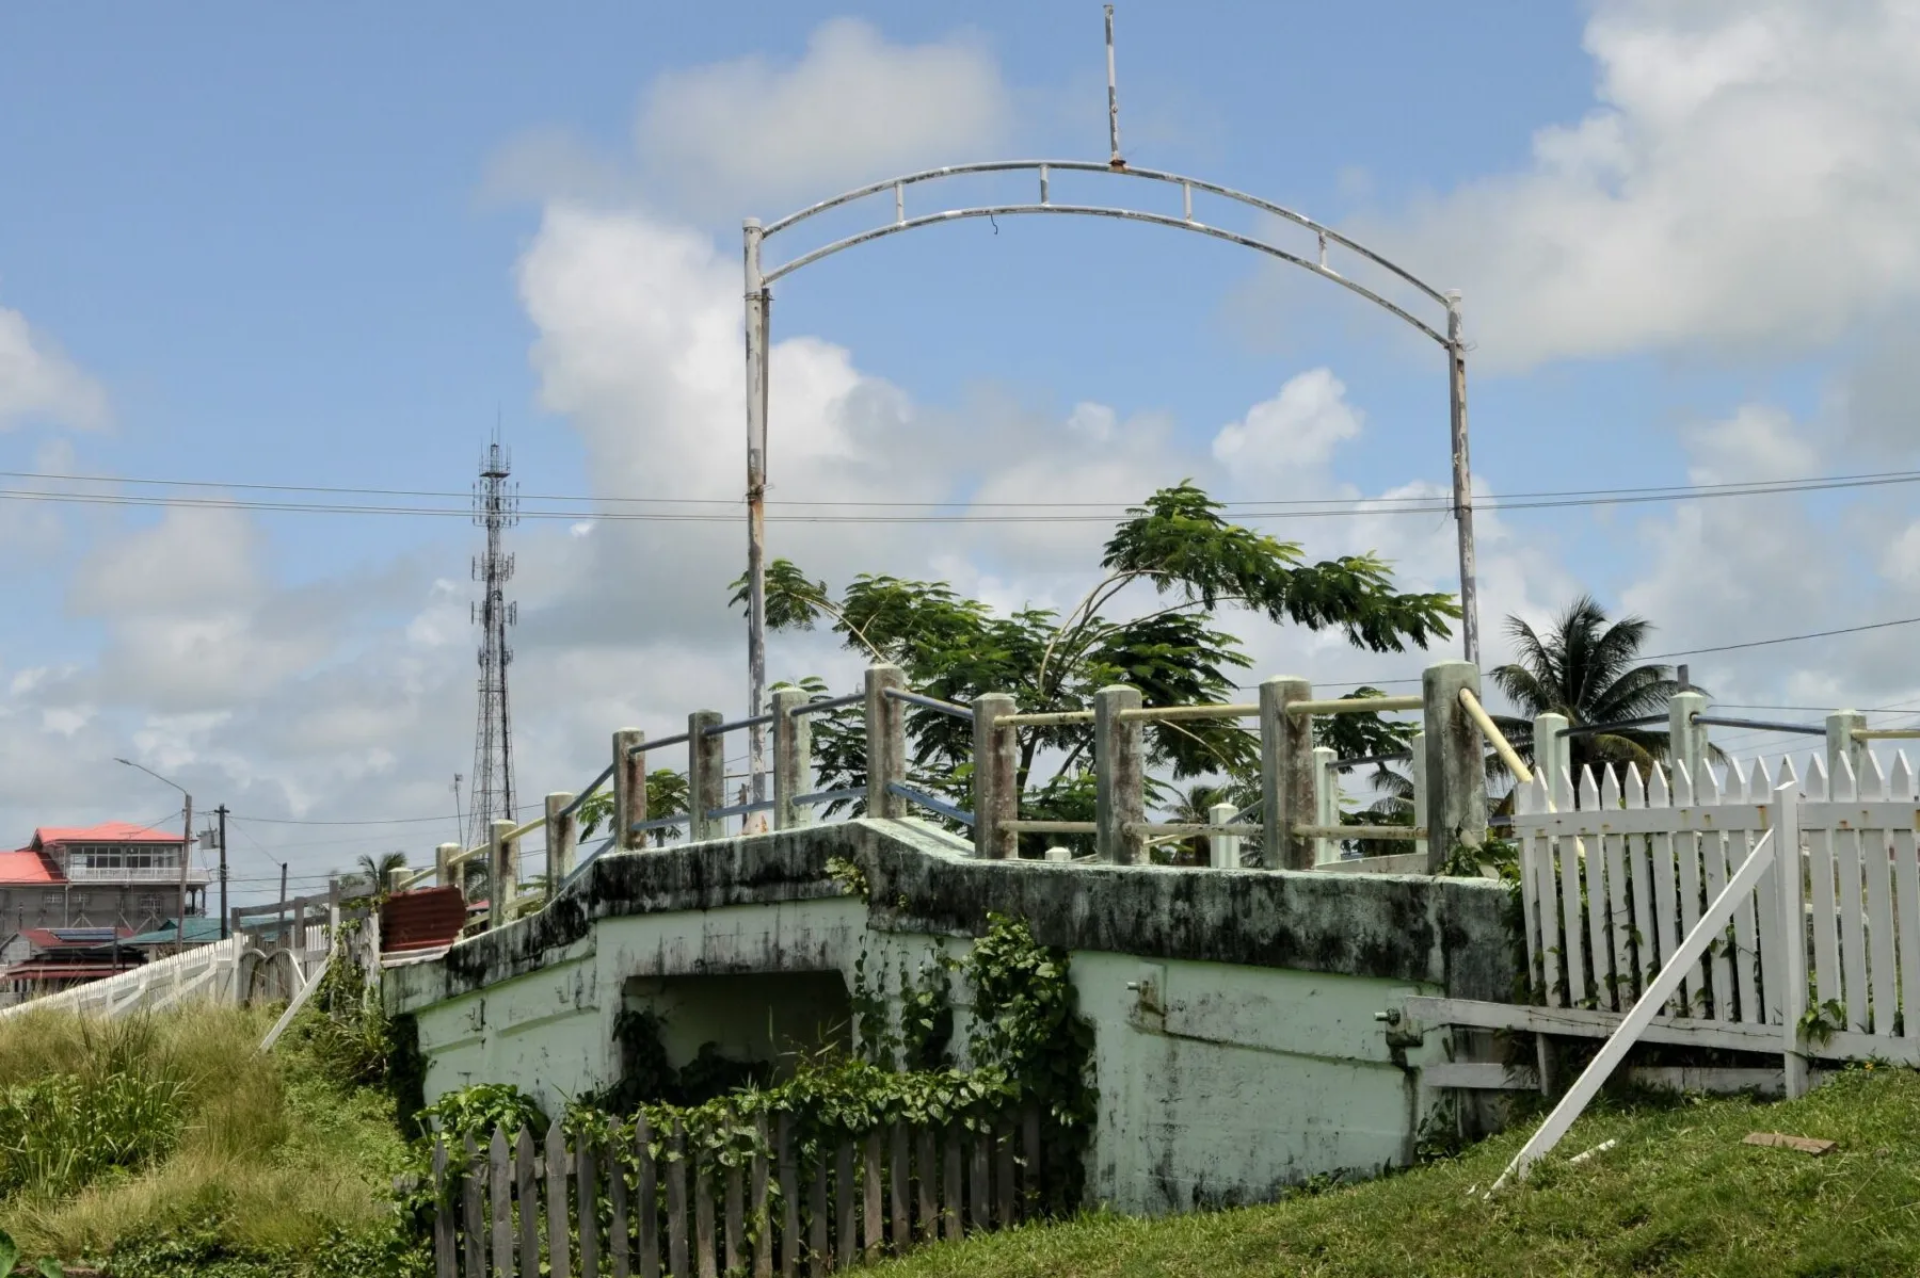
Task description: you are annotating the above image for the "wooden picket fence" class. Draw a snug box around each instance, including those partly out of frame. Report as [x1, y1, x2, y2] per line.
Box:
[1514, 751, 1920, 1062]
[431, 1107, 1044, 1277]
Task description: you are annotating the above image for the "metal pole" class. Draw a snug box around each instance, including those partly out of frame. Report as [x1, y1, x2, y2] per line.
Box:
[216, 805, 229, 941]
[1104, 5, 1123, 169]
[1446, 292, 1479, 666]
[743, 218, 771, 805]
[178, 792, 192, 954]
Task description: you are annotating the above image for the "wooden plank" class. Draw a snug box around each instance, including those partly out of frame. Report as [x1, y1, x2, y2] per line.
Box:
[1648, 766, 1681, 1014]
[1021, 1107, 1041, 1218]
[995, 1119, 1016, 1227]
[1674, 765, 1704, 1016]
[778, 1115, 799, 1278]
[726, 1157, 744, 1276]
[969, 1129, 990, 1232]
[696, 1147, 718, 1278]
[1623, 766, 1656, 997]
[1897, 823, 1920, 1041]
[1580, 767, 1612, 1010]
[1809, 759, 1843, 1011]
[1534, 822, 1564, 1005]
[610, 1134, 631, 1278]
[863, 1129, 883, 1260]
[433, 1138, 457, 1278]
[1860, 757, 1896, 1036]
[578, 1141, 600, 1278]
[1559, 795, 1588, 1005]
[752, 1113, 772, 1278]
[941, 1127, 962, 1242]
[1743, 1132, 1836, 1156]
[835, 1140, 855, 1268]
[635, 1114, 659, 1278]
[546, 1121, 571, 1278]
[807, 1152, 828, 1277]
[1402, 995, 1785, 1053]
[516, 1129, 539, 1278]
[1731, 831, 1763, 1024]
[1518, 814, 1544, 1001]
[1602, 767, 1632, 1010]
[490, 1127, 514, 1278]
[1836, 779, 1871, 1033]
[888, 1122, 909, 1255]
[1704, 829, 1736, 1020]
[464, 1135, 487, 1278]
[915, 1127, 936, 1242]
[1754, 834, 1784, 1025]
[667, 1122, 689, 1278]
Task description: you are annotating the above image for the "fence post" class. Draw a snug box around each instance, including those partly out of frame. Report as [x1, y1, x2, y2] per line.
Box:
[488, 818, 516, 929]
[1776, 780, 1809, 1098]
[614, 728, 647, 851]
[973, 692, 1018, 858]
[1422, 660, 1486, 873]
[772, 687, 811, 831]
[435, 842, 458, 894]
[1410, 730, 1428, 861]
[1094, 685, 1144, 864]
[546, 792, 576, 888]
[1669, 691, 1709, 789]
[1312, 746, 1339, 865]
[1826, 709, 1868, 787]
[1207, 801, 1240, 869]
[687, 711, 725, 841]
[1260, 676, 1315, 870]
[1532, 714, 1569, 804]
[865, 665, 908, 818]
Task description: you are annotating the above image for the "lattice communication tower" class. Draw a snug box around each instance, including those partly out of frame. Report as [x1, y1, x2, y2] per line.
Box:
[465, 439, 518, 852]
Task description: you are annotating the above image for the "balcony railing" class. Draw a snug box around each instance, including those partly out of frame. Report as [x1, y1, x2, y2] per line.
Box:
[64, 864, 210, 884]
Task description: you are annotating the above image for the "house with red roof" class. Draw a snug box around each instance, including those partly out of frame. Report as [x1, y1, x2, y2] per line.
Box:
[0, 822, 210, 1004]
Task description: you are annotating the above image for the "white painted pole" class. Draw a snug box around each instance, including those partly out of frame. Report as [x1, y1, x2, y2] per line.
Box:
[1207, 802, 1240, 870]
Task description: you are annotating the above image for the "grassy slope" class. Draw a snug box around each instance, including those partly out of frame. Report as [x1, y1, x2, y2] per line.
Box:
[0, 1004, 411, 1270]
[877, 1069, 1920, 1278]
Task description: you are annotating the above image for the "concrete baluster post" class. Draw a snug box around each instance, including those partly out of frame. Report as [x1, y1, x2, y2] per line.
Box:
[1044, 846, 1072, 863]
[972, 693, 1018, 859]
[772, 687, 811, 831]
[1533, 714, 1569, 808]
[386, 866, 408, 894]
[545, 792, 576, 890]
[1668, 692, 1709, 793]
[1422, 660, 1487, 873]
[435, 842, 459, 896]
[865, 665, 908, 818]
[489, 818, 517, 928]
[1259, 676, 1315, 870]
[1826, 710, 1868, 790]
[614, 728, 647, 851]
[1093, 685, 1144, 864]
[1410, 730, 1428, 860]
[1207, 801, 1240, 870]
[1312, 746, 1339, 865]
[689, 711, 725, 842]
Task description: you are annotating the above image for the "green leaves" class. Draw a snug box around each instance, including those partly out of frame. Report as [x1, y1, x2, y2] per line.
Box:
[729, 558, 829, 631]
[0, 1226, 65, 1278]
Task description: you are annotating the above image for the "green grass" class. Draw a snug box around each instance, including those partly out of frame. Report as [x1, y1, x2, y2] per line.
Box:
[0, 1003, 414, 1274]
[875, 1068, 1920, 1278]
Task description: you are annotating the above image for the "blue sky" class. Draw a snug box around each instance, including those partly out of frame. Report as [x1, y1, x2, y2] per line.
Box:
[2, 1, 1917, 902]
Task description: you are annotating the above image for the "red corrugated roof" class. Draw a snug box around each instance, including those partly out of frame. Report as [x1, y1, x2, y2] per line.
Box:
[33, 822, 183, 847]
[17, 927, 136, 950]
[2, 963, 140, 979]
[0, 849, 58, 885]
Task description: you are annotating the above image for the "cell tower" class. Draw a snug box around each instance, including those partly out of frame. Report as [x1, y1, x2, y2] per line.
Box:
[465, 438, 518, 852]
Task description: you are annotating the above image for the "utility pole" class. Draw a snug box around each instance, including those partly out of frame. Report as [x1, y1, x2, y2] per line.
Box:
[214, 805, 230, 940]
[178, 791, 192, 954]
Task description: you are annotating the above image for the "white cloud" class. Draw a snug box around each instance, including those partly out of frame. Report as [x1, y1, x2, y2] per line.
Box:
[1367, 0, 1920, 368]
[1212, 368, 1364, 479]
[634, 18, 1010, 215]
[0, 300, 108, 430]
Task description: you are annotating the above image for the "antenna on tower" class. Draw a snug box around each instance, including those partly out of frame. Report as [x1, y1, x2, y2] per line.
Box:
[465, 437, 519, 853]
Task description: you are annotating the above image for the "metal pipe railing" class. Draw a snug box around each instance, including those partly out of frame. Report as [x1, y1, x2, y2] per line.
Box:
[883, 688, 972, 719]
[885, 781, 974, 828]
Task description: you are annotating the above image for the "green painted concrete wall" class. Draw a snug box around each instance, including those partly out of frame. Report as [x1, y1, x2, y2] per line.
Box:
[387, 818, 1515, 1215]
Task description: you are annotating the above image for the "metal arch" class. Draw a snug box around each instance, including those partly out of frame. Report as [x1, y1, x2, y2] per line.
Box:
[760, 158, 1451, 314]
[762, 203, 1446, 347]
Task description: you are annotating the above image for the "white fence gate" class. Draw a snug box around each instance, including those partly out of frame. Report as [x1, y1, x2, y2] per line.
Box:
[1515, 752, 1920, 1065]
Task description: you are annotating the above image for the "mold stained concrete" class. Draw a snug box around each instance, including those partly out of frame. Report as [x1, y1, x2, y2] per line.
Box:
[385, 818, 1517, 1215]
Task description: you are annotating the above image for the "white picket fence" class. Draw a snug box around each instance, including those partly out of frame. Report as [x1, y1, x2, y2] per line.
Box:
[0, 936, 246, 1021]
[1515, 751, 1920, 1064]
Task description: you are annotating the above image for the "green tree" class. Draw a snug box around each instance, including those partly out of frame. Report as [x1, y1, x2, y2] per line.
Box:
[1489, 595, 1692, 783]
[735, 482, 1457, 854]
[353, 851, 408, 896]
[576, 769, 693, 849]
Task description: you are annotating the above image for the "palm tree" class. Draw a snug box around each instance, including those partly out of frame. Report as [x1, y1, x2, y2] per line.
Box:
[357, 851, 409, 893]
[1490, 595, 1689, 785]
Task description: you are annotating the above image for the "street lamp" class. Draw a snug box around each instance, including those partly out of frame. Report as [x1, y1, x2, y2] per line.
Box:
[114, 758, 193, 954]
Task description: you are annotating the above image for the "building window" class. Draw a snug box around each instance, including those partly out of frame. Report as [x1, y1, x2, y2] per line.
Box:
[138, 893, 162, 914]
[42, 892, 60, 911]
[70, 893, 86, 912]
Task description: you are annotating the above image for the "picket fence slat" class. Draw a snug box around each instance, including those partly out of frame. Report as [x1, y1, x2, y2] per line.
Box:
[667, 1122, 689, 1278]
[490, 1128, 513, 1278]
[969, 1130, 990, 1232]
[696, 1148, 717, 1278]
[462, 1136, 486, 1278]
[915, 1127, 936, 1241]
[1624, 765, 1657, 998]
[860, 1130, 881, 1261]
[1897, 819, 1920, 1041]
[546, 1121, 571, 1278]
[726, 1156, 745, 1275]
[995, 1119, 1016, 1226]
[942, 1128, 961, 1241]
[611, 1137, 631, 1278]
[515, 1130, 538, 1277]
[752, 1114, 773, 1278]
[579, 1142, 600, 1278]
[808, 1152, 828, 1276]
[1599, 768, 1630, 1010]
[636, 1114, 660, 1278]
[889, 1123, 909, 1253]
[778, 1116, 799, 1278]
[1519, 823, 1544, 1003]
[1755, 837, 1784, 1026]
[434, 1140, 457, 1278]
[1579, 768, 1611, 1010]
[1704, 828, 1734, 1018]
[1558, 769, 1588, 1005]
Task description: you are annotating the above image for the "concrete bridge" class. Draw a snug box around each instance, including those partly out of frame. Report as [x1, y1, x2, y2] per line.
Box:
[384, 814, 1514, 1213]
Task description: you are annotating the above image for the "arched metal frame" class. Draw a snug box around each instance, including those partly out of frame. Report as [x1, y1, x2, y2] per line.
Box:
[740, 159, 1478, 800]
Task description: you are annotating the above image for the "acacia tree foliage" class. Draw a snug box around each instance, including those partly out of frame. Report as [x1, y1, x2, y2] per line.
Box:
[733, 482, 1457, 850]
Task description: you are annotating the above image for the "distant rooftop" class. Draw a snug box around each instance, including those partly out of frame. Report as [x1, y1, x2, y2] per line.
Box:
[33, 822, 184, 847]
